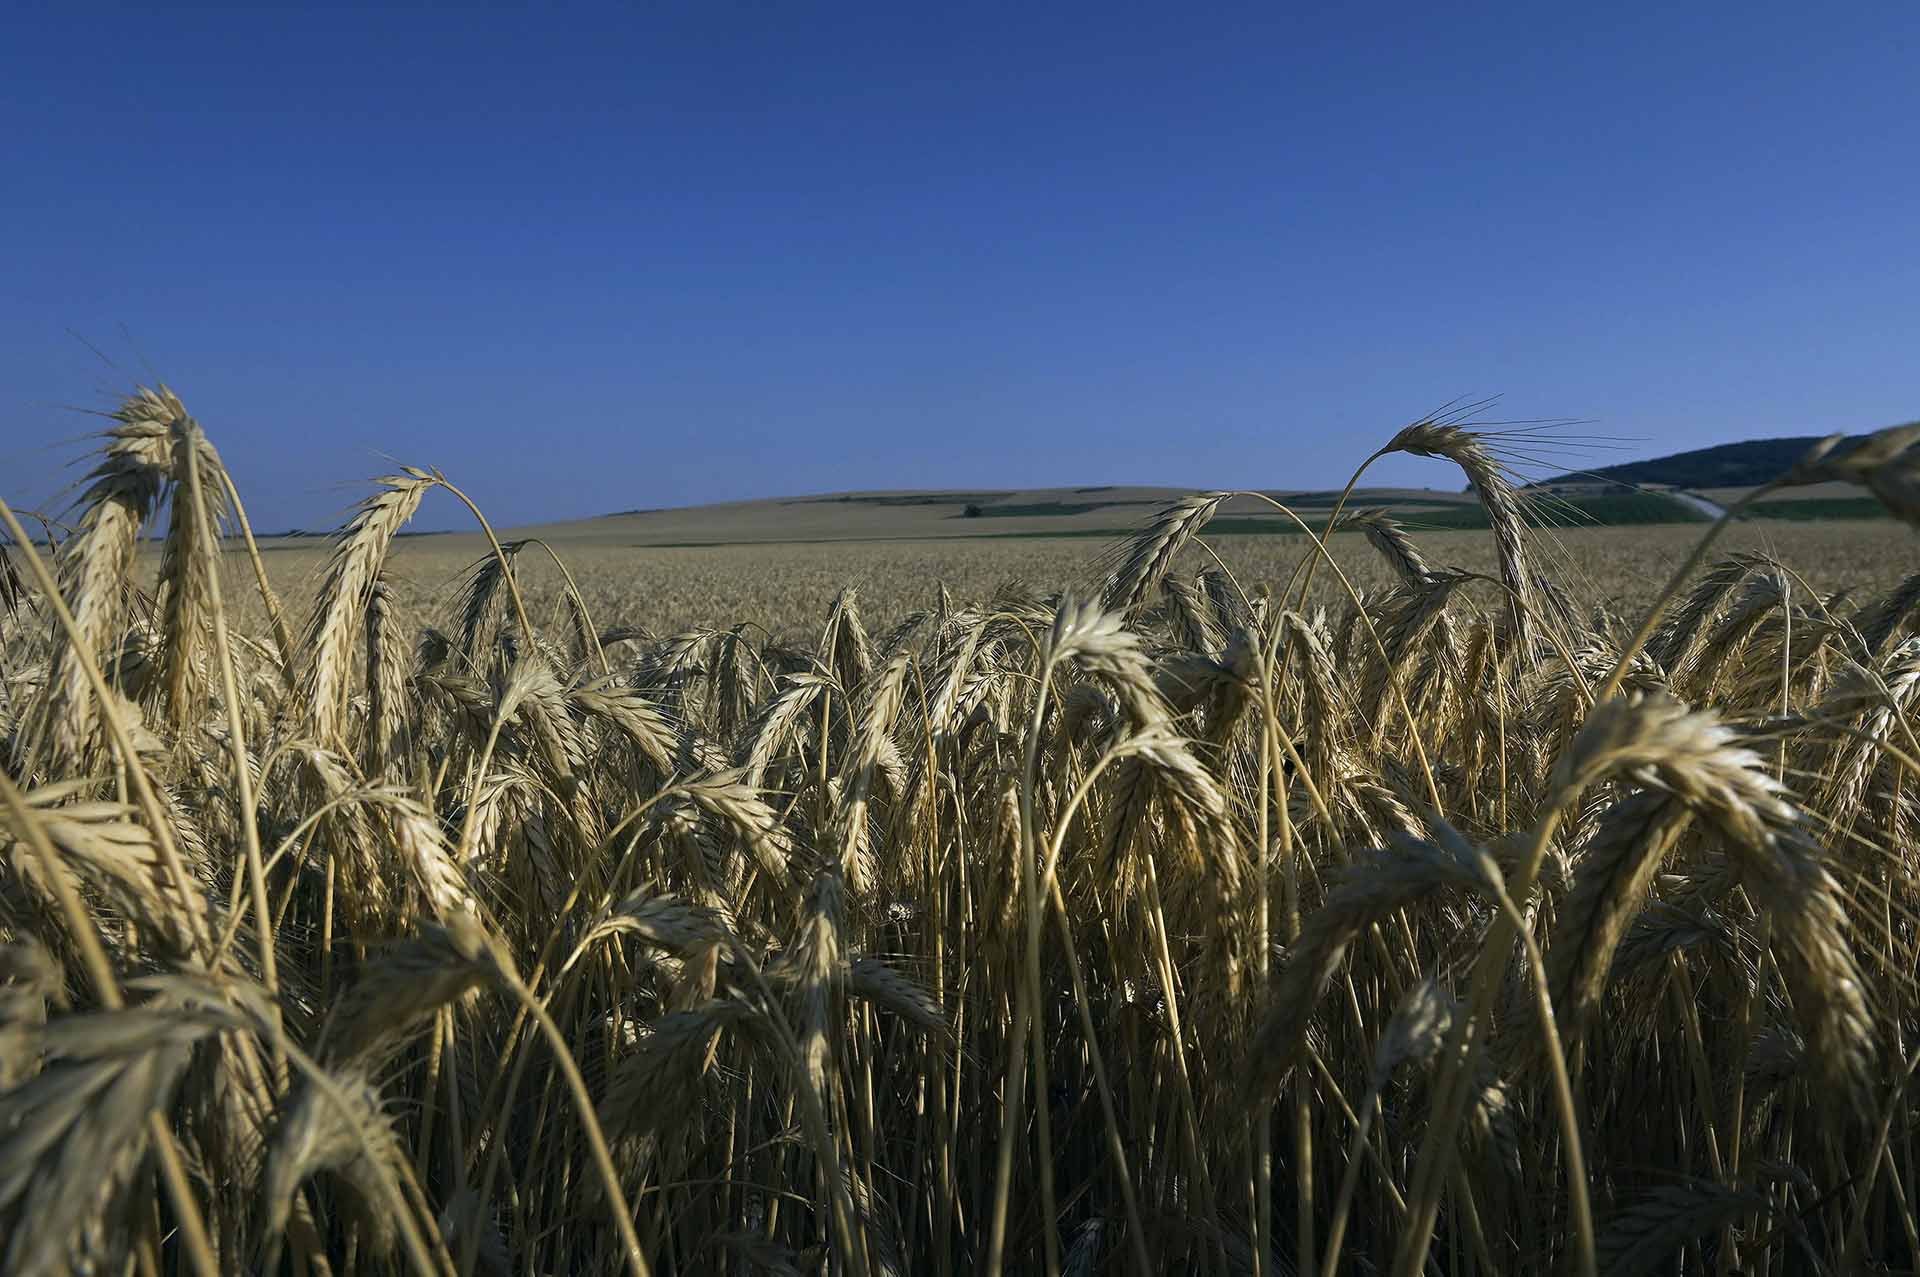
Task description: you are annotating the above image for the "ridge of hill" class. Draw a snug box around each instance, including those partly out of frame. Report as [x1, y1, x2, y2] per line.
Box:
[506, 485, 1477, 547]
[1537, 435, 1854, 490]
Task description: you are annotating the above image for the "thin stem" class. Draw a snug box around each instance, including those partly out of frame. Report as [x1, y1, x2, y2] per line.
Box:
[218, 465, 298, 682]
[0, 771, 221, 1277]
[498, 965, 654, 1277]
[1594, 484, 1774, 705]
[184, 430, 283, 1039]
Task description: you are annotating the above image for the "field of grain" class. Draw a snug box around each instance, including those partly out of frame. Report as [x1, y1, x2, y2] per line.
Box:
[4, 389, 1920, 1275]
[253, 517, 1917, 646]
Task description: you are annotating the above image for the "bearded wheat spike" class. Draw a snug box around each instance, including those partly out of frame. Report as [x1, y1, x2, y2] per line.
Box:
[39, 394, 174, 766]
[1650, 553, 1771, 673]
[364, 572, 410, 777]
[1246, 830, 1494, 1102]
[1101, 492, 1229, 616]
[0, 991, 241, 1276]
[835, 647, 913, 892]
[1048, 596, 1164, 726]
[822, 586, 875, 690]
[321, 917, 495, 1065]
[300, 470, 435, 747]
[787, 869, 845, 1121]
[263, 1066, 405, 1261]
[1546, 693, 1874, 1089]
[847, 956, 948, 1036]
[1783, 419, 1920, 525]
[154, 411, 233, 733]
[0, 539, 26, 621]
[574, 677, 681, 774]
[1597, 1181, 1776, 1277]
[737, 671, 834, 788]
[1549, 790, 1693, 1038]
[599, 999, 761, 1140]
[676, 768, 796, 890]
[1371, 978, 1457, 1091]
[1350, 508, 1433, 583]
[1160, 573, 1224, 656]
[1858, 570, 1920, 656]
[1381, 418, 1540, 654]
[566, 891, 730, 974]
[455, 540, 528, 659]
[378, 792, 484, 924]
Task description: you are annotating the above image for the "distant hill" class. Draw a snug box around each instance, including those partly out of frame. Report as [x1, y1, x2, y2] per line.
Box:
[1538, 436, 1853, 491]
[520, 485, 1479, 547]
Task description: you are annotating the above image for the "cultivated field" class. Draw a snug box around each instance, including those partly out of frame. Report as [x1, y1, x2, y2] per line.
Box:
[248, 518, 1915, 646]
[4, 389, 1920, 1276]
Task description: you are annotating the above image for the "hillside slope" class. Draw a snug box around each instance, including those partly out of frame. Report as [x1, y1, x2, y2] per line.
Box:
[1540, 435, 1850, 489]
[508, 485, 1476, 546]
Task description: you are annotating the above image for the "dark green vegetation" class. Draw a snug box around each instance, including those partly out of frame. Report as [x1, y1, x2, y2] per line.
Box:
[1739, 497, 1893, 521]
[1406, 491, 1710, 530]
[1261, 492, 1461, 509]
[791, 491, 1011, 508]
[642, 492, 1717, 551]
[1538, 432, 1896, 490]
[1197, 491, 1709, 537]
[957, 499, 1158, 518]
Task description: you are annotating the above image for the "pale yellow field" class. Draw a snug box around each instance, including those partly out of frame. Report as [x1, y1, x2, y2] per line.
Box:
[232, 517, 1916, 643]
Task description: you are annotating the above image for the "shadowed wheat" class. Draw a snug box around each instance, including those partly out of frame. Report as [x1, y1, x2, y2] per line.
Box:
[3, 387, 1920, 1275]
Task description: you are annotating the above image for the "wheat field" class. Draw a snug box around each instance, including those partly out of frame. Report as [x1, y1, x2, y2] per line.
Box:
[241, 519, 1919, 649]
[3, 388, 1920, 1276]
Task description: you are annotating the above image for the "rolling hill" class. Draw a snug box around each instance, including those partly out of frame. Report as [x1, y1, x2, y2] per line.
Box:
[1537, 435, 1854, 490]
[508, 485, 1479, 547]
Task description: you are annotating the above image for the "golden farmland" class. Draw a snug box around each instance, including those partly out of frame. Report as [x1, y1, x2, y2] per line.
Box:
[255, 517, 1915, 642]
[6, 392, 1920, 1276]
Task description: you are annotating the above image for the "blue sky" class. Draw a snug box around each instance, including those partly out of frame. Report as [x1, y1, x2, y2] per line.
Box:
[4, 3, 1916, 531]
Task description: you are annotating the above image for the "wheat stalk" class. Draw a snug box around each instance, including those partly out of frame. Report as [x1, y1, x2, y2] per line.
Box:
[299, 470, 435, 747]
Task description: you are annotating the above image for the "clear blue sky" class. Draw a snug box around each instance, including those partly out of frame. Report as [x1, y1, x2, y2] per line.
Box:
[4, 3, 1916, 531]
